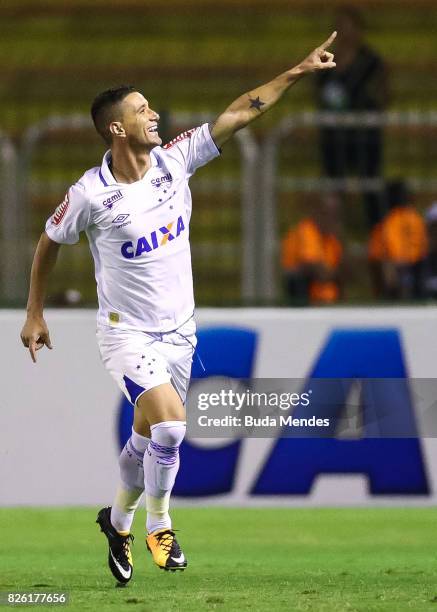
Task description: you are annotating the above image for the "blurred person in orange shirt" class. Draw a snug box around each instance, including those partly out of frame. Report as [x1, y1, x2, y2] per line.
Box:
[281, 192, 343, 305]
[368, 180, 428, 300]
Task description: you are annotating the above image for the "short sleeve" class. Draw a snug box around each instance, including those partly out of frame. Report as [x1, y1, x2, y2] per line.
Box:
[45, 181, 90, 245]
[162, 123, 220, 176]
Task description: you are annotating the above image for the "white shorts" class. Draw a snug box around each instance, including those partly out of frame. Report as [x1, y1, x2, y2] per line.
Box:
[96, 317, 197, 406]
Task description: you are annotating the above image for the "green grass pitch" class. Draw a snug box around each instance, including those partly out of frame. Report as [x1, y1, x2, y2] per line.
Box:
[0, 507, 436, 611]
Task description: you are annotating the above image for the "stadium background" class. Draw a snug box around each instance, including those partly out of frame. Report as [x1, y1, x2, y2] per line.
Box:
[2, 1, 437, 610]
[2, 0, 437, 306]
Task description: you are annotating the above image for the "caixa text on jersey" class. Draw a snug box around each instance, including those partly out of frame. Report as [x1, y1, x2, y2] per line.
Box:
[120, 216, 185, 259]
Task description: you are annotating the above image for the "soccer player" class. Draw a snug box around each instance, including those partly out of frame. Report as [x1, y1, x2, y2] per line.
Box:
[20, 33, 336, 582]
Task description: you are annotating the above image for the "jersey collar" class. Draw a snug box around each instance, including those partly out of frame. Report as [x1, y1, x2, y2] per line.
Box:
[99, 149, 159, 187]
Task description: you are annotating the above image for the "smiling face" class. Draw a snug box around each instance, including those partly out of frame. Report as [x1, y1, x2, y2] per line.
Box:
[110, 92, 162, 149]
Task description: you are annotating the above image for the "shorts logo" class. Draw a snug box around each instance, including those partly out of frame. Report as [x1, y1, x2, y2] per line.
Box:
[121, 215, 185, 259]
[51, 193, 69, 226]
[112, 214, 130, 224]
[151, 172, 173, 187]
[103, 190, 123, 210]
[163, 129, 196, 150]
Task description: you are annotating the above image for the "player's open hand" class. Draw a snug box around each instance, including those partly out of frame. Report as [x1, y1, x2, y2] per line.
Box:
[300, 31, 337, 74]
[20, 316, 53, 363]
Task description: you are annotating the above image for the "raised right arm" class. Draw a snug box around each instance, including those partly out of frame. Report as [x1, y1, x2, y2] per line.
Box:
[20, 232, 61, 362]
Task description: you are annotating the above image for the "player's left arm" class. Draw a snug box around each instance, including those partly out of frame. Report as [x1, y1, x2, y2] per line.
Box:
[210, 32, 337, 148]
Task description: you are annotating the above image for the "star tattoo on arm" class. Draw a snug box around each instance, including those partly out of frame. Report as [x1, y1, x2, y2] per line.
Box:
[248, 96, 266, 111]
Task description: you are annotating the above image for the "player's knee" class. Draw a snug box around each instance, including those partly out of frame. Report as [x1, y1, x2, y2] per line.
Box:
[151, 421, 186, 449]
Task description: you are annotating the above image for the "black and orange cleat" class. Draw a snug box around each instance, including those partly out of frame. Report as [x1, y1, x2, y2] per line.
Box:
[146, 528, 187, 572]
[96, 506, 134, 584]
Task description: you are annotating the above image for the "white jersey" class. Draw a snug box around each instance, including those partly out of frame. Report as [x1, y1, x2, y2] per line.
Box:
[45, 123, 220, 332]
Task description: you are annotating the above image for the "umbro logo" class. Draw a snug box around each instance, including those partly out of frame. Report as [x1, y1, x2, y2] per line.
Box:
[112, 214, 130, 224]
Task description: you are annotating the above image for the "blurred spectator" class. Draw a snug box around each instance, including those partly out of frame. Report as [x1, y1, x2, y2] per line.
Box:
[368, 180, 428, 300]
[315, 6, 389, 227]
[48, 288, 83, 307]
[422, 203, 437, 299]
[281, 193, 343, 305]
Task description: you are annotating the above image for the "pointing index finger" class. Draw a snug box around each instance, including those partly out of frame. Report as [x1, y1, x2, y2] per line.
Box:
[29, 333, 40, 363]
[320, 31, 337, 51]
[29, 342, 37, 363]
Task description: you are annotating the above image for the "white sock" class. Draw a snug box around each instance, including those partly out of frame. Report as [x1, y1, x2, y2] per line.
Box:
[110, 484, 143, 534]
[143, 421, 186, 534]
[110, 428, 150, 533]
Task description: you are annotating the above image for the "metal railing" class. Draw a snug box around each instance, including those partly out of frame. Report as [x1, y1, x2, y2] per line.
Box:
[16, 113, 258, 306]
[0, 133, 20, 303]
[2, 111, 437, 305]
[260, 111, 437, 302]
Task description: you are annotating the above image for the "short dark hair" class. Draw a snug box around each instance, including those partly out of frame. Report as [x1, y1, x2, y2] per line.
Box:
[385, 179, 410, 209]
[91, 85, 137, 145]
[336, 6, 365, 30]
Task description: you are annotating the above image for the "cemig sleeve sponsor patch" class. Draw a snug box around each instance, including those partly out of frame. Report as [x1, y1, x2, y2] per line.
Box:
[51, 193, 70, 226]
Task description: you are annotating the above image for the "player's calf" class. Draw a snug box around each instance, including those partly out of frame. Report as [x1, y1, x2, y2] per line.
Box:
[142, 420, 187, 569]
[110, 428, 150, 533]
[143, 420, 186, 533]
